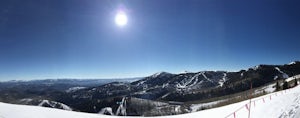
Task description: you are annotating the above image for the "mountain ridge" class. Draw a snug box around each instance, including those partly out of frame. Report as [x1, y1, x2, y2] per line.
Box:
[1, 61, 300, 116]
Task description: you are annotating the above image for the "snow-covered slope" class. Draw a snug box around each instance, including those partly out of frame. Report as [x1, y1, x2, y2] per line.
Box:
[38, 100, 72, 111]
[0, 102, 101, 118]
[1, 84, 300, 118]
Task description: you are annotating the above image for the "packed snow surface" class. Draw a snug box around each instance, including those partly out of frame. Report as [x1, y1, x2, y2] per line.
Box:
[286, 74, 300, 82]
[1, 83, 300, 118]
[190, 99, 227, 112]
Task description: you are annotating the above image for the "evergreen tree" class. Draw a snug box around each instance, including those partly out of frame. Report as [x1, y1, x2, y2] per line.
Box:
[275, 81, 280, 91]
[283, 81, 289, 90]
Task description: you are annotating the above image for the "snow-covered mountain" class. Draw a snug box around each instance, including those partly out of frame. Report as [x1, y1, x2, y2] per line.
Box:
[1, 61, 300, 116]
[1, 81, 300, 118]
[42, 61, 300, 116]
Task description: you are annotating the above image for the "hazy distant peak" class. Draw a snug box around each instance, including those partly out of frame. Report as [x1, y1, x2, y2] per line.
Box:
[150, 71, 173, 78]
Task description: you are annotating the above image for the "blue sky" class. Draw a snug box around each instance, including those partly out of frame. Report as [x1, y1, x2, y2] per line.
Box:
[0, 0, 300, 80]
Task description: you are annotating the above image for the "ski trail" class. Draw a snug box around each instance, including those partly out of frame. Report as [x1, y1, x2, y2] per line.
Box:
[219, 73, 227, 87]
[275, 67, 289, 78]
[279, 93, 300, 118]
[201, 72, 213, 83]
[177, 73, 200, 89]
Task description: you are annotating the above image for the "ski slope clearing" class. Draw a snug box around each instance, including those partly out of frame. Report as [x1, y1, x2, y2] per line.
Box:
[1, 85, 300, 118]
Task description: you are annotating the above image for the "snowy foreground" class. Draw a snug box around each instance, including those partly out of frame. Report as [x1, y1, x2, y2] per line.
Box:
[1, 86, 300, 118]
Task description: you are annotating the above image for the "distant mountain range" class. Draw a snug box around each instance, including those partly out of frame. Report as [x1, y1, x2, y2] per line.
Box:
[1, 61, 300, 116]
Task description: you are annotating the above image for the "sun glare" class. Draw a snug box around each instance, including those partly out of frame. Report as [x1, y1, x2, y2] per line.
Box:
[115, 11, 128, 27]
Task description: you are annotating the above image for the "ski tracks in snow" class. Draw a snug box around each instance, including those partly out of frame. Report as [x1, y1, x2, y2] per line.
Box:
[279, 93, 300, 118]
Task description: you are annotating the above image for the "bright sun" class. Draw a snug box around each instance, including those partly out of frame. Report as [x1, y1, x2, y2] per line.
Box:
[115, 11, 128, 27]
